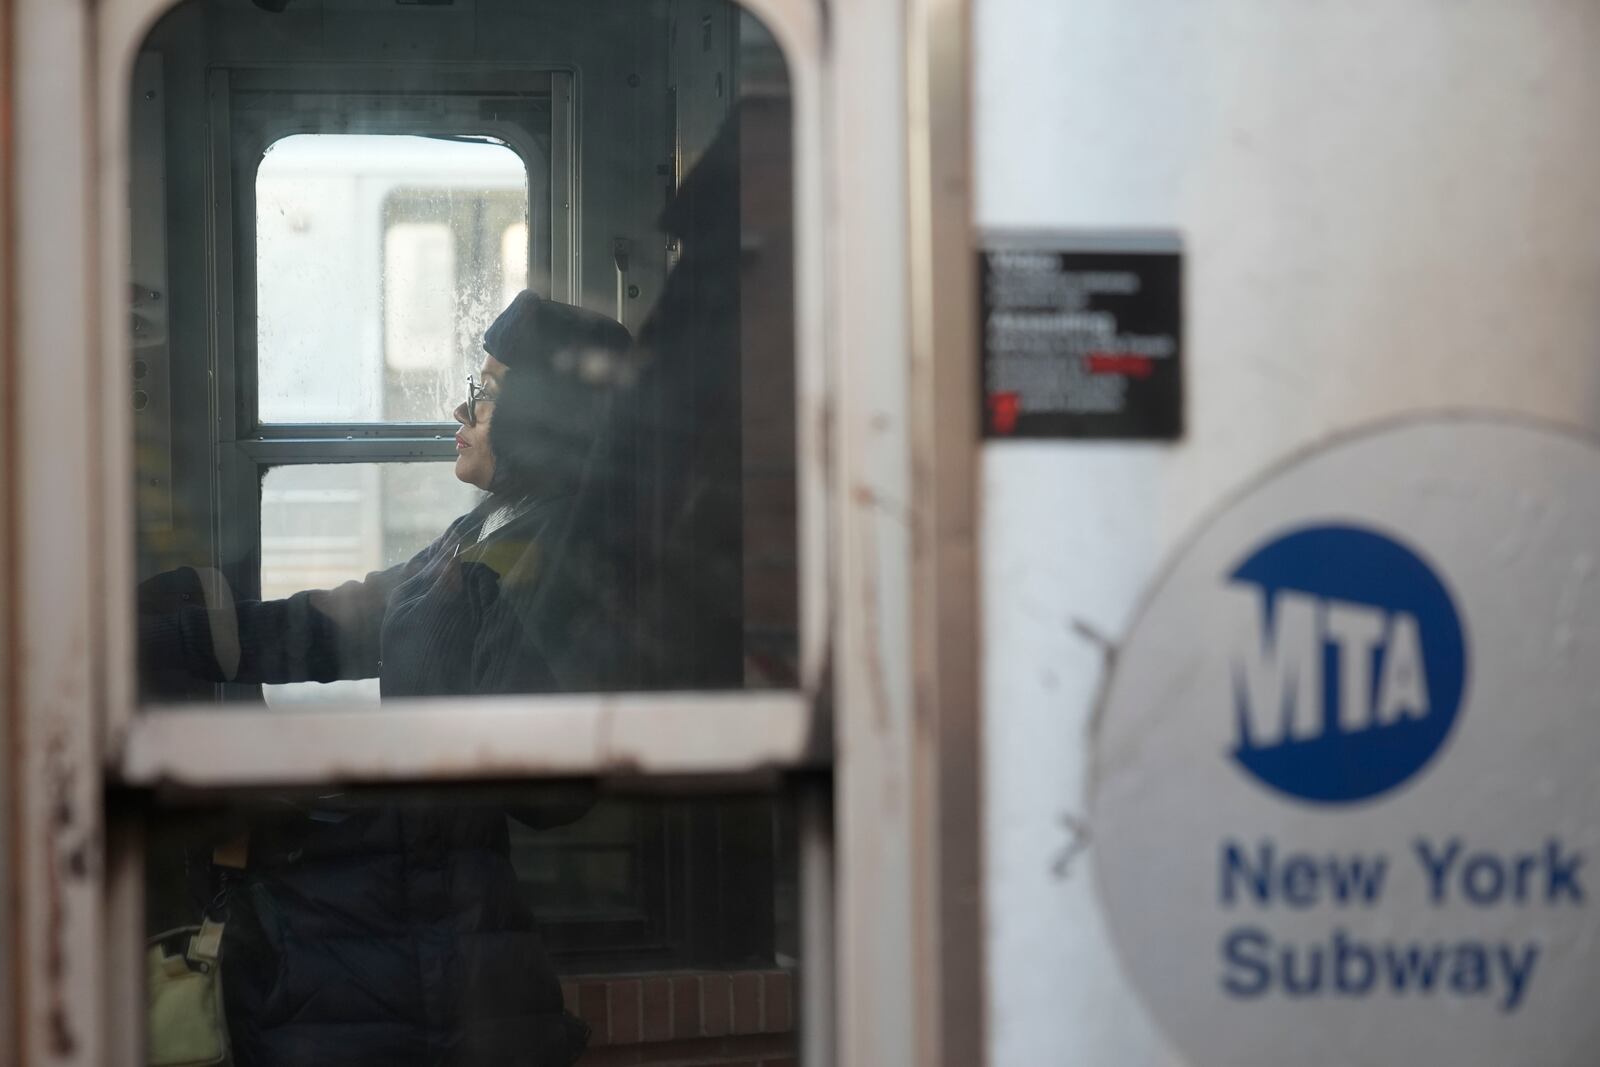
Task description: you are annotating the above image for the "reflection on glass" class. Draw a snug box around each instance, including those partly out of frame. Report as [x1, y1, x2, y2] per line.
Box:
[135, 4, 797, 695]
[132, 0, 804, 1063]
[260, 463, 482, 706]
[146, 790, 799, 1066]
[257, 135, 528, 424]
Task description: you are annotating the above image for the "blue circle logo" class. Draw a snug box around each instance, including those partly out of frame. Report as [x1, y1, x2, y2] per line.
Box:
[1225, 524, 1467, 804]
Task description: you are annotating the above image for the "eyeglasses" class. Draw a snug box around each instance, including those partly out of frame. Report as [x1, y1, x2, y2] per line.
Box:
[464, 374, 498, 426]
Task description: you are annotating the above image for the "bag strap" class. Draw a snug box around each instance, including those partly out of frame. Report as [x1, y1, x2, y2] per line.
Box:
[211, 833, 249, 871]
[199, 833, 249, 933]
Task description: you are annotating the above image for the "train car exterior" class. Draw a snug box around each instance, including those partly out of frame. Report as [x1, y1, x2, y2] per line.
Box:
[4, 1, 1600, 1066]
[2, 0, 980, 1065]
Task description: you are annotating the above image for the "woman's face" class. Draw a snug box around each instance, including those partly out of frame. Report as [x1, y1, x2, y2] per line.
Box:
[453, 354, 509, 490]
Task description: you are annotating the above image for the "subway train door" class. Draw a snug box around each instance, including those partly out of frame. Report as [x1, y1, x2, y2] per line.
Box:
[2, 1, 980, 1067]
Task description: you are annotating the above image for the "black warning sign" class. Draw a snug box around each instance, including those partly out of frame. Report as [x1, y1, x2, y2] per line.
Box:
[980, 235, 1182, 439]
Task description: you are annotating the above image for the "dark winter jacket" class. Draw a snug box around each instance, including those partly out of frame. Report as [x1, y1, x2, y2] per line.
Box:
[221, 799, 585, 1067]
[141, 495, 621, 1066]
[144, 493, 625, 695]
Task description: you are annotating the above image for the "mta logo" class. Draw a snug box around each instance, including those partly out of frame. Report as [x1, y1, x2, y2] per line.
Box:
[1225, 525, 1467, 804]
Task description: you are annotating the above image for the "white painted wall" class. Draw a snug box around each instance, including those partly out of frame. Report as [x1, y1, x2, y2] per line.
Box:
[975, 2, 1600, 1063]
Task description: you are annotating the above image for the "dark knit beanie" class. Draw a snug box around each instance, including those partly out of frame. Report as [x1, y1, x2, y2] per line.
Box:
[483, 293, 633, 497]
[482, 290, 632, 370]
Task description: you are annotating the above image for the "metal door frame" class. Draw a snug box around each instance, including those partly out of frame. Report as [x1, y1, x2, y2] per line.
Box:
[0, 0, 982, 1064]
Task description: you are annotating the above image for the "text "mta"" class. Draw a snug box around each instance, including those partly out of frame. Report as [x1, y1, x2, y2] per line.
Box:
[1229, 587, 1430, 747]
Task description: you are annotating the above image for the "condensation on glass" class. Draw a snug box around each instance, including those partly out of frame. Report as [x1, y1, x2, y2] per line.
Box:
[131, 0, 798, 705]
[257, 135, 530, 424]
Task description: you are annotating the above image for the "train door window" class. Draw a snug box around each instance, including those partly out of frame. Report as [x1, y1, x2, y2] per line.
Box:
[119, 0, 816, 1062]
[8, 0, 987, 1053]
[135, 9, 798, 705]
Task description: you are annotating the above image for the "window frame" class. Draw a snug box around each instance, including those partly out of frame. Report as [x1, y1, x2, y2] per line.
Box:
[210, 76, 563, 661]
[228, 119, 545, 613]
[122, 6, 829, 781]
[228, 70, 569, 433]
[3, 0, 986, 1064]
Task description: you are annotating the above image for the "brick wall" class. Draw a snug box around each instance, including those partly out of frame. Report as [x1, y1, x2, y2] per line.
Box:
[565, 970, 796, 1067]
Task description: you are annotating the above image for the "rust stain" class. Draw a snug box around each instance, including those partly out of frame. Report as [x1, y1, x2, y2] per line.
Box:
[850, 482, 914, 529]
[814, 399, 834, 496]
[852, 492, 902, 816]
[42, 726, 80, 1056]
[906, 455, 929, 565]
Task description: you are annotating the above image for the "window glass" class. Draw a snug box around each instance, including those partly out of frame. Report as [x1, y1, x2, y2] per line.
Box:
[134, 2, 798, 700]
[145, 788, 801, 1060]
[129, 0, 805, 1062]
[257, 134, 528, 424]
[259, 463, 482, 706]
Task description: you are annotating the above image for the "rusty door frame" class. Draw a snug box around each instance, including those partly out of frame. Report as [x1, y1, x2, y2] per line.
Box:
[9, 0, 106, 1062]
[1, 0, 15, 1055]
[907, 0, 984, 1062]
[4, 0, 987, 1063]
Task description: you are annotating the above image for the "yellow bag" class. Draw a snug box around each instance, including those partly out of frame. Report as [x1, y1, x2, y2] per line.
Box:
[146, 917, 229, 1067]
